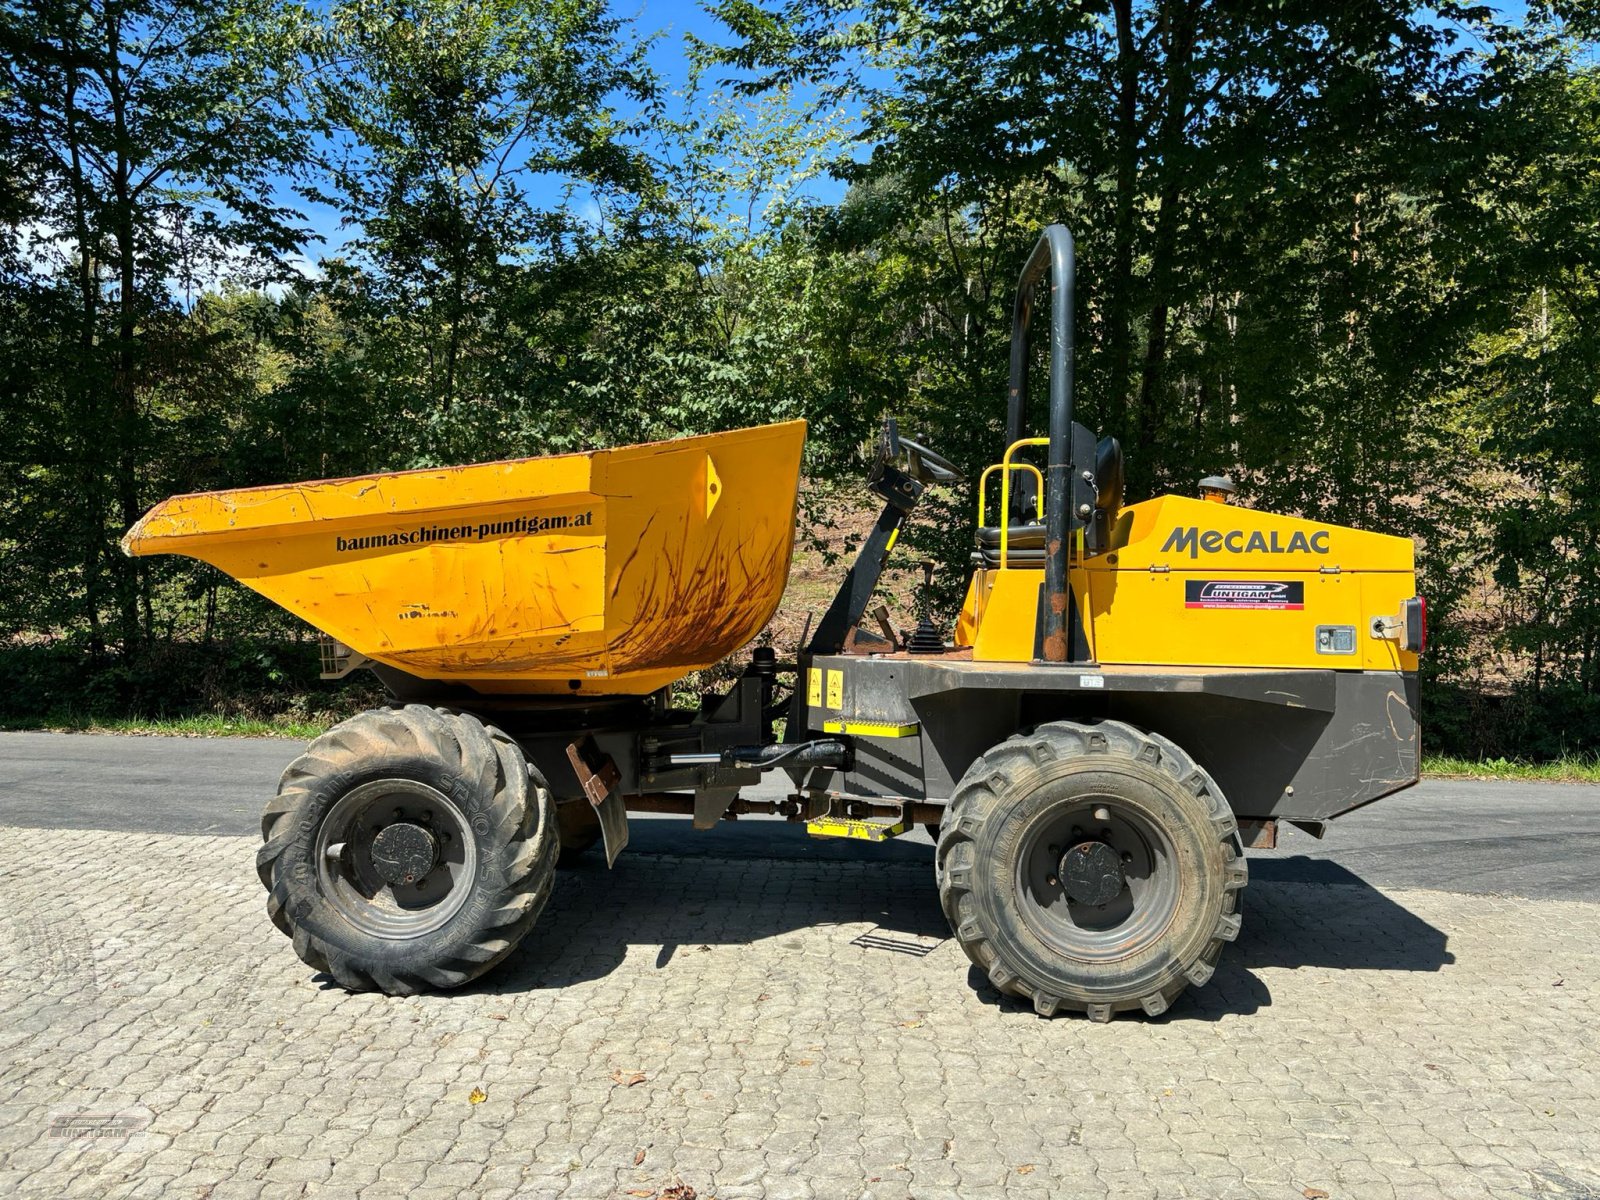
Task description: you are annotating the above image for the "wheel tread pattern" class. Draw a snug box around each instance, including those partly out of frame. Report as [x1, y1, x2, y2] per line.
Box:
[936, 718, 1247, 1021]
[257, 704, 558, 996]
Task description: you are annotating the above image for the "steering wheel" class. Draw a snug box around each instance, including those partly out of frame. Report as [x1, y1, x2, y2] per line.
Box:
[878, 418, 966, 485]
[898, 436, 965, 485]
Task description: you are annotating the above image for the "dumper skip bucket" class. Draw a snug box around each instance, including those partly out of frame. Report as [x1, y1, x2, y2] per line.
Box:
[122, 421, 806, 696]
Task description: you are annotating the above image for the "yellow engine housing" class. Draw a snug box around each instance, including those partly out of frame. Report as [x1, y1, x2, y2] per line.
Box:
[956, 494, 1420, 674]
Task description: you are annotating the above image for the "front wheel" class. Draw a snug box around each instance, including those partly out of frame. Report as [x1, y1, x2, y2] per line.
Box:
[936, 719, 1246, 1021]
[257, 704, 558, 995]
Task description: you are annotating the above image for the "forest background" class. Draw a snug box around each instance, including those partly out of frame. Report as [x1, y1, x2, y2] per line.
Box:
[4, 0, 1600, 761]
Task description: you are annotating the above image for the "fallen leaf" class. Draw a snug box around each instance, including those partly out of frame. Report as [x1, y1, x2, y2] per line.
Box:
[1424, 1064, 1438, 1071]
[659, 1186, 697, 1200]
[756, 993, 770, 1002]
[795, 1059, 814, 1067]
[625, 1190, 654, 1197]
[611, 1070, 647, 1087]
[1303, 1188, 1330, 1199]
[1553, 979, 1564, 987]
[634, 1149, 647, 1166]
[899, 1020, 923, 1029]
[467, 1087, 487, 1105]
[1017, 1164, 1035, 1175]
[488, 1013, 508, 1021]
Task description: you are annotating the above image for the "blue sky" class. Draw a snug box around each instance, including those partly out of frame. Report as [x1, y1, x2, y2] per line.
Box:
[632, 0, 724, 85]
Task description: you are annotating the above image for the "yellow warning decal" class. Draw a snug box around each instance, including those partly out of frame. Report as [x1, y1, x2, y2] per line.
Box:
[822, 720, 919, 738]
[806, 668, 822, 707]
[825, 669, 843, 708]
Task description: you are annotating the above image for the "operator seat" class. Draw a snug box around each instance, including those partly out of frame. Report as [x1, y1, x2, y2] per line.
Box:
[973, 436, 1122, 568]
[975, 523, 1047, 568]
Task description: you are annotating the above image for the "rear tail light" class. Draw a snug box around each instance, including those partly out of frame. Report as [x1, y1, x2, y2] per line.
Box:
[1404, 596, 1426, 654]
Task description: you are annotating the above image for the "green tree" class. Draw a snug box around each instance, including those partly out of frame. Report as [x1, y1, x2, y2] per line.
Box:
[715, 0, 1514, 481]
[1474, 57, 1600, 698]
[0, 0, 310, 651]
[705, 0, 1561, 627]
[306, 0, 657, 462]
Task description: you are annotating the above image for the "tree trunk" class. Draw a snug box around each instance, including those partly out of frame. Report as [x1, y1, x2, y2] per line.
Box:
[1108, 0, 1140, 437]
[1134, 0, 1199, 491]
[106, 9, 144, 650]
[62, 28, 107, 657]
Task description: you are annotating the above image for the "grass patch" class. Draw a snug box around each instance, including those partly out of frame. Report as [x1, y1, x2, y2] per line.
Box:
[1423, 754, 1600, 782]
[0, 712, 332, 739]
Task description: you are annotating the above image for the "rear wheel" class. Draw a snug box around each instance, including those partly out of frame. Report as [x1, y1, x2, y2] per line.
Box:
[257, 704, 557, 994]
[936, 719, 1245, 1020]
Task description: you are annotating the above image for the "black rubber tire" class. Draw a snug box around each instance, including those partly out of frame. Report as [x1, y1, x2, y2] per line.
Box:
[257, 704, 558, 995]
[556, 802, 603, 867]
[936, 719, 1246, 1021]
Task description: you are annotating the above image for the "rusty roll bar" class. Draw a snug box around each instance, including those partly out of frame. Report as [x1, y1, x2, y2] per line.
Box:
[1004, 224, 1077, 662]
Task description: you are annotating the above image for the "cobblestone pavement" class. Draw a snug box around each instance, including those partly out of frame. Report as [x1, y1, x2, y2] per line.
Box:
[1, 829, 1596, 1200]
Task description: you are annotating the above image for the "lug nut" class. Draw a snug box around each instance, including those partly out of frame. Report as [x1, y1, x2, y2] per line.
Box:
[1046, 874, 1058, 886]
[1093, 806, 1111, 821]
[1122, 851, 1133, 863]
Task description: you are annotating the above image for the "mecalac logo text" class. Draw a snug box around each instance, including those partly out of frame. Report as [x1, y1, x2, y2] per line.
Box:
[1161, 526, 1330, 559]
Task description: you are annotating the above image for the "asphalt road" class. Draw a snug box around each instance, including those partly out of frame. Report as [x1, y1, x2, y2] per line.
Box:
[2, 730, 1597, 901]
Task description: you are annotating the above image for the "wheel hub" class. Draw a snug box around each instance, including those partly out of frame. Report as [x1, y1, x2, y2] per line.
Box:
[369, 821, 438, 885]
[1059, 839, 1125, 907]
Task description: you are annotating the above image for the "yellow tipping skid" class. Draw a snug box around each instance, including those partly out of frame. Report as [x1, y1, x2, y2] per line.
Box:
[122, 422, 806, 696]
[806, 814, 909, 841]
[822, 719, 919, 738]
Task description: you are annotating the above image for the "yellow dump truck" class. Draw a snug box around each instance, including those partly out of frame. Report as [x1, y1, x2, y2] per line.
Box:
[125, 226, 1423, 1020]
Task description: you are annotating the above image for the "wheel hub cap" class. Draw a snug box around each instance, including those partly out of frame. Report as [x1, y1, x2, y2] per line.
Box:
[370, 822, 438, 885]
[1059, 840, 1125, 907]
